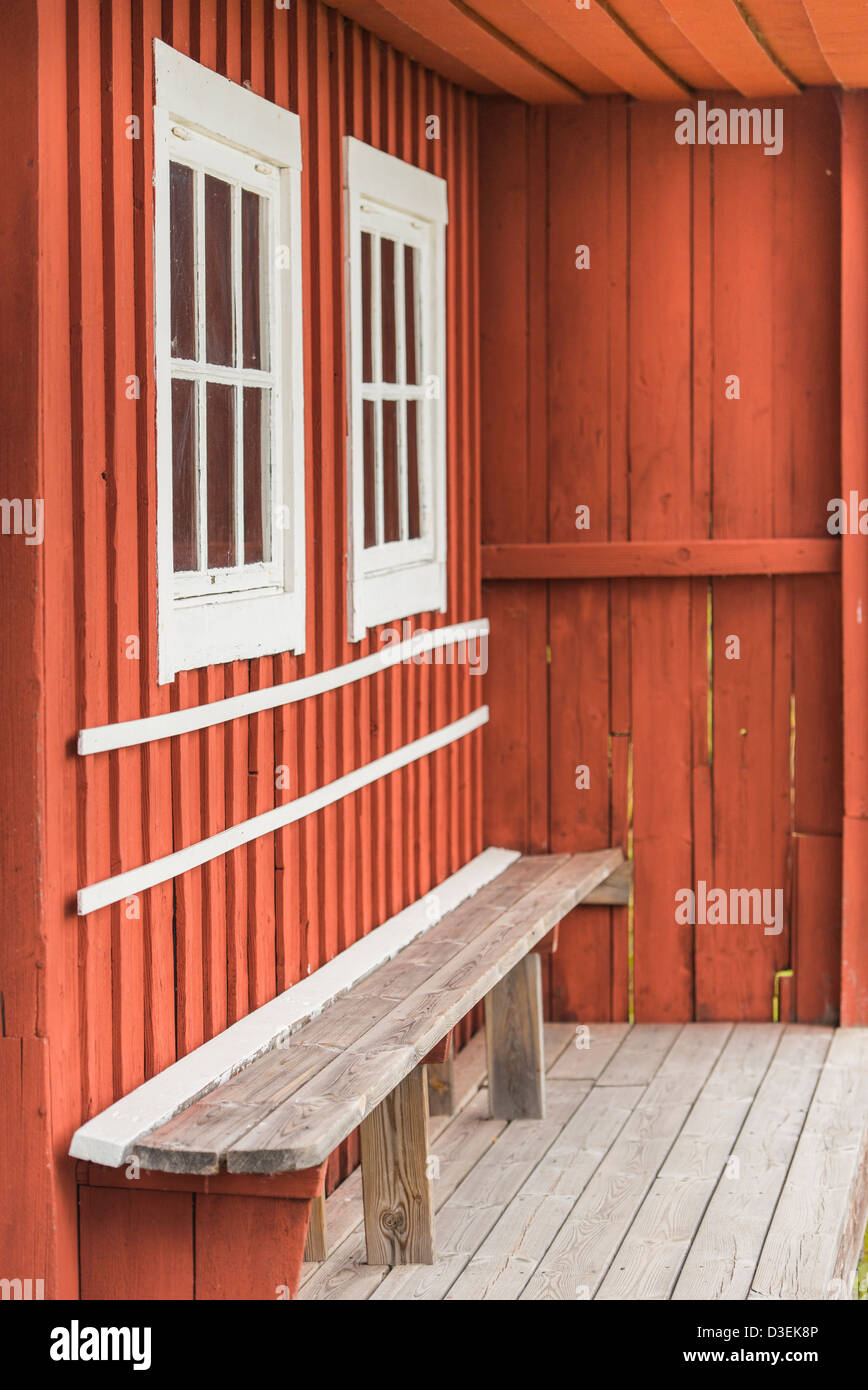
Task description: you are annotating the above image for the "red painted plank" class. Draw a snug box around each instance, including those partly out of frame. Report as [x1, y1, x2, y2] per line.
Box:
[482, 538, 840, 578]
[801, 0, 868, 88]
[519, 0, 689, 99]
[840, 92, 868, 1024]
[793, 833, 842, 1025]
[628, 104, 693, 1023]
[137, 0, 176, 1082]
[334, 0, 586, 102]
[195, 1194, 313, 1299]
[660, 0, 799, 95]
[79, 1187, 194, 1299]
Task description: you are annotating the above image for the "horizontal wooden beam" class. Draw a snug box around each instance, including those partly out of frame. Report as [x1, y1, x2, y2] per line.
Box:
[582, 860, 633, 906]
[482, 539, 840, 580]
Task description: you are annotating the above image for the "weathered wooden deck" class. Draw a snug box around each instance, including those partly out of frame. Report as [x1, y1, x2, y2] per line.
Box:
[298, 1022, 868, 1301]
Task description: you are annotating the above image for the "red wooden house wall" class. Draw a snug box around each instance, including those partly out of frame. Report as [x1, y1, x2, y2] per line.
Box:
[3, 0, 866, 1304]
[2, 0, 482, 1299]
[481, 92, 843, 1027]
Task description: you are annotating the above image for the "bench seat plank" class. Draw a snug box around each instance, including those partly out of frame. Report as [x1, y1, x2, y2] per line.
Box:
[133, 854, 572, 1174]
[135, 850, 623, 1175]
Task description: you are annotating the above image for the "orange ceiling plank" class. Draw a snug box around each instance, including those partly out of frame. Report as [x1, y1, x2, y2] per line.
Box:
[801, 0, 868, 88]
[515, 0, 691, 99]
[466, 0, 621, 94]
[324, 0, 501, 92]
[745, 1, 835, 86]
[610, 0, 735, 89]
[660, 0, 800, 95]
[344, 0, 586, 102]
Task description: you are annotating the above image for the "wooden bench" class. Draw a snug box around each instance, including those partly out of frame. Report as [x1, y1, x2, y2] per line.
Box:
[72, 848, 625, 1295]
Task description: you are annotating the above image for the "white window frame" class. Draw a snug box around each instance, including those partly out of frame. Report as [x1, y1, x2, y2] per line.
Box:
[343, 137, 448, 643]
[153, 41, 305, 682]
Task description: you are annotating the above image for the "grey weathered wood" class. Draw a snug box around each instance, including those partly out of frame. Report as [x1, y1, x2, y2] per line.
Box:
[485, 953, 545, 1119]
[370, 1080, 586, 1300]
[359, 1065, 435, 1266]
[296, 1023, 868, 1303]
[427, 1057, 456, 1116]
[227, 850, 621, 1171]
[672, 1025, 833, 1301]
[303, 1191, 327, 1262]
[136, 852, 619, 1173]
[548, 1022, 632, 1081]
[595, 1024, 781, 1300]
[748, 1027, 868, 1301]
[521, 1024, 732, 1300]
[581, 860, 633, 906]
[596, 1022, 682, 1086]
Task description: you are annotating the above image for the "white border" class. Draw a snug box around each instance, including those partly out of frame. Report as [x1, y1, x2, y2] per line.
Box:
[344, 137, 448, 642]
[77, 706, 488, 915]
[154, 42, 306, 681]
[78, 618, 488, 754]
[69, 845, 518, 1167]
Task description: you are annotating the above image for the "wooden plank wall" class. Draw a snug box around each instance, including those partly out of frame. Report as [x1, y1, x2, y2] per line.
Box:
[26, 0, 481, 1295]
[481, 92, 842, 1026]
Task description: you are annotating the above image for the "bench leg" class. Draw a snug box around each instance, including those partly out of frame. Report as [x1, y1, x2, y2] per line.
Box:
[303, 1190, 327, 1262]
[485, 953, 546, 1120]
[360, 1065, 435, 1266]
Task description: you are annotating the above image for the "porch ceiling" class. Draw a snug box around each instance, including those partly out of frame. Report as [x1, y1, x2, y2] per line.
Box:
[325, 0, 867, 102]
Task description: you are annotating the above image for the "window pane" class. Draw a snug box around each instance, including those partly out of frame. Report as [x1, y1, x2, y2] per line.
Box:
[206, 382, 236, 568]
[407, 398, 421, 540]
[169, 162, 196, 360]
[172, 377, 197, 570]
[361, 231, 373, 383]
[205, 174, 234, 366]
[363, 398, 377, 548]
[404, 244, 420, 385]
[242, 189, 267, 370]
[243, 386, 270, 564]
[382, 399, 400, 543]
[380, 236, 397, 383]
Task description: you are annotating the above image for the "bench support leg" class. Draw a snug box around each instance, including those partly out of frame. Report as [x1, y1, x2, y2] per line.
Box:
[360, 1065, 435, 1266]
[303, 1190, 327, 1262]
[485, 953, 546, 1120]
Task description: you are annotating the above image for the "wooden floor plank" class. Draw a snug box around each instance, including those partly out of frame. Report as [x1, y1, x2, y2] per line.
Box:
[520, 1025, 732, 1299]
[672, 1025, 832, 1301]
[449, 1084, 645, 1300]
[444, 1193, 576, 1301]
[749, 1028, 868, 1300]
[595, 1022, 682, 1085]
[541, 1021, 580, 1071]
[548, 1022, 632, 1080]
[596, 1024, 782, 1299]
[300, 1024, 865, 1302]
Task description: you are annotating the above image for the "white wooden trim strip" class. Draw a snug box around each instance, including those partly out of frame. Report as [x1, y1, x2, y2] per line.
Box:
[77, 705, 488, 916]
[69, 844, 518, 1167]
[78, 618, 489, 755]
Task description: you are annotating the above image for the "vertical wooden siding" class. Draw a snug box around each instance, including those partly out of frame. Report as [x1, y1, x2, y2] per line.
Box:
[28, 0, 481, 1295]
[481, 91, 842, 1025]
